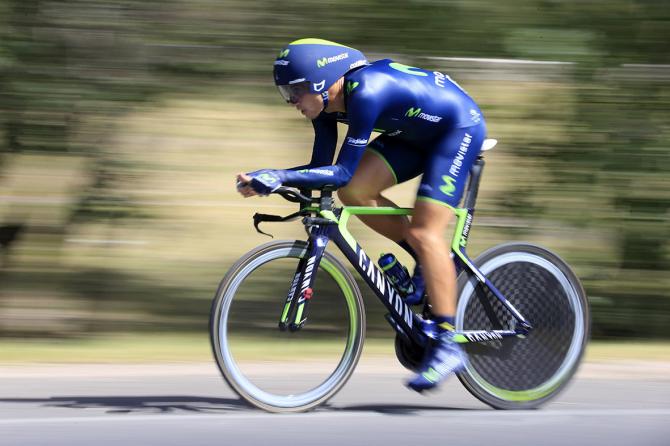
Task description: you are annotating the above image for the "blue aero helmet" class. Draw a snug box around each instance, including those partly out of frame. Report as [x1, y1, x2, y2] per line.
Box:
[273, 38, 368, 107]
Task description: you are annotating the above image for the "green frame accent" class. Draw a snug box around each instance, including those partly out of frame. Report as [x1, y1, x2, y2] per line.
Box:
[280, 301, 291, 323]
[320, 210, 339, 222]
[451, 208, 470, 251]
[318, 205, 472, 259]
[452, 334, 468, 343]
[321, 206, 414, 250]
[294, 303, 305, 324]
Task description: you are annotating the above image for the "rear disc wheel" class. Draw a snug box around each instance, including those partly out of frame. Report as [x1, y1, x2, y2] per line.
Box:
[455, 243, 590, 409]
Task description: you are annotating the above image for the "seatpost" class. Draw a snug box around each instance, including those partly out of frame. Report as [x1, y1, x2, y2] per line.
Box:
[463, 156, 485, 209]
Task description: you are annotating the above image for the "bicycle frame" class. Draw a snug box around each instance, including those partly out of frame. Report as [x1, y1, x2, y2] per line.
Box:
[275, 156, 532, 348]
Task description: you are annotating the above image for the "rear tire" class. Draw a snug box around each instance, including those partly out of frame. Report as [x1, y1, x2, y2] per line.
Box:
[455, 243, 590, 409]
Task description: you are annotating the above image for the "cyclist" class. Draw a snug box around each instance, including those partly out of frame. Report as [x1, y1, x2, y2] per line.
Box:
[236, 38, 487, 393]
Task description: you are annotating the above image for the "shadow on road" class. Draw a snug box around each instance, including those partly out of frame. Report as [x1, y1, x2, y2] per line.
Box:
[0, 396, 250, 414]
[327, 403, 483, 415]
[1, 396, 486, 415]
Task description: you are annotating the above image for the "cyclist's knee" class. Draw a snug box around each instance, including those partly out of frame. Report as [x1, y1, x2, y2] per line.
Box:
[338, 184, 378, 206]
[406, 226, 443, 254]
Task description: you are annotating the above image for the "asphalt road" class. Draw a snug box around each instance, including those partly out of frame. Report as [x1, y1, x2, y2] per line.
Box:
[1, 358, 669, 446]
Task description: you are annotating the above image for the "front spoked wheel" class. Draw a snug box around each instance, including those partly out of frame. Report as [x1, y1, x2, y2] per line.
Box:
[210, 240, 365, 413]
[455, 243, 590, 409]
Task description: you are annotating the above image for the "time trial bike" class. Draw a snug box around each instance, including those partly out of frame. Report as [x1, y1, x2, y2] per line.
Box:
[210, 139, 590, 413]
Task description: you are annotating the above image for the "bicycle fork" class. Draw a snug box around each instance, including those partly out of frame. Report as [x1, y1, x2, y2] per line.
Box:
[278, 229, 330, 332]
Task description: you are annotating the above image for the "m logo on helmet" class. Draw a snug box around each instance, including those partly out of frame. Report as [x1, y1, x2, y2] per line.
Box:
[317, 57, 327, 68]
[278, 49, 290, 58]
[405, 107, 422, 118]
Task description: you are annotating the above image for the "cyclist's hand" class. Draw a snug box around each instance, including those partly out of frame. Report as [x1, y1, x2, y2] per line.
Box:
[236, 173, 257, 197]
[237, 169, 284, 196]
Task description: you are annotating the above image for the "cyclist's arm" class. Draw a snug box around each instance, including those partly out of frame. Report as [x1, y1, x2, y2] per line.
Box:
[281, 100, 377, 189]
[290, 113, 338, 170]
[248, 113, 337, 176]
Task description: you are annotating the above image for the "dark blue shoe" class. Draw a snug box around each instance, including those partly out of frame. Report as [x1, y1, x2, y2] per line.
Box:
[404, 264, 426, 305]
[406, 332, 466, 393]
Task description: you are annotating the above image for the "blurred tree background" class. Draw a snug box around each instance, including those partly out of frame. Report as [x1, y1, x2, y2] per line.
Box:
[0, 0, 668, 340]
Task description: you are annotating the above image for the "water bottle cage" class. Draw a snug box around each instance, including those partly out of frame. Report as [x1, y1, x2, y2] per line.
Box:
[386, 272, 414, 297]
[378, 254, 415, 297]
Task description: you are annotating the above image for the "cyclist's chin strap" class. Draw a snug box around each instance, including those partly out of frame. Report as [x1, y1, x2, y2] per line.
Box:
[321, 91, 329, 111]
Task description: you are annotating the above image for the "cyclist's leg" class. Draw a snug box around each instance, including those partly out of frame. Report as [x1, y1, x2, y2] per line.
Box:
[406, 122, 486, 391]
[408, 122, 486, 316]
[338, 135, 424, 242]
[408, 201, 458, 313]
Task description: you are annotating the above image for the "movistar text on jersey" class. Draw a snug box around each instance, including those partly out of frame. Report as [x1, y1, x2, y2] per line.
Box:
[417, 112, 442, 122]
[448, 133, 472, 177]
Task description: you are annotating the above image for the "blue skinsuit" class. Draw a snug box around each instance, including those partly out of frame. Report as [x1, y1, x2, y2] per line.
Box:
[279, 59, 487, 207]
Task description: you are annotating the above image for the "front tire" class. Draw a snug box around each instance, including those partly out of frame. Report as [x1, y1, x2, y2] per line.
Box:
[210, 240, 366, 413]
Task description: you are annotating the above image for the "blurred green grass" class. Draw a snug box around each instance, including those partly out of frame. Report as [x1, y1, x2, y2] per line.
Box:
[1, 334, 668, 363]
[0, 92, 608, 332]
[2, 87, 669, 340]
[0, 333, 394, 363]
[1, 0, 669, 346]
